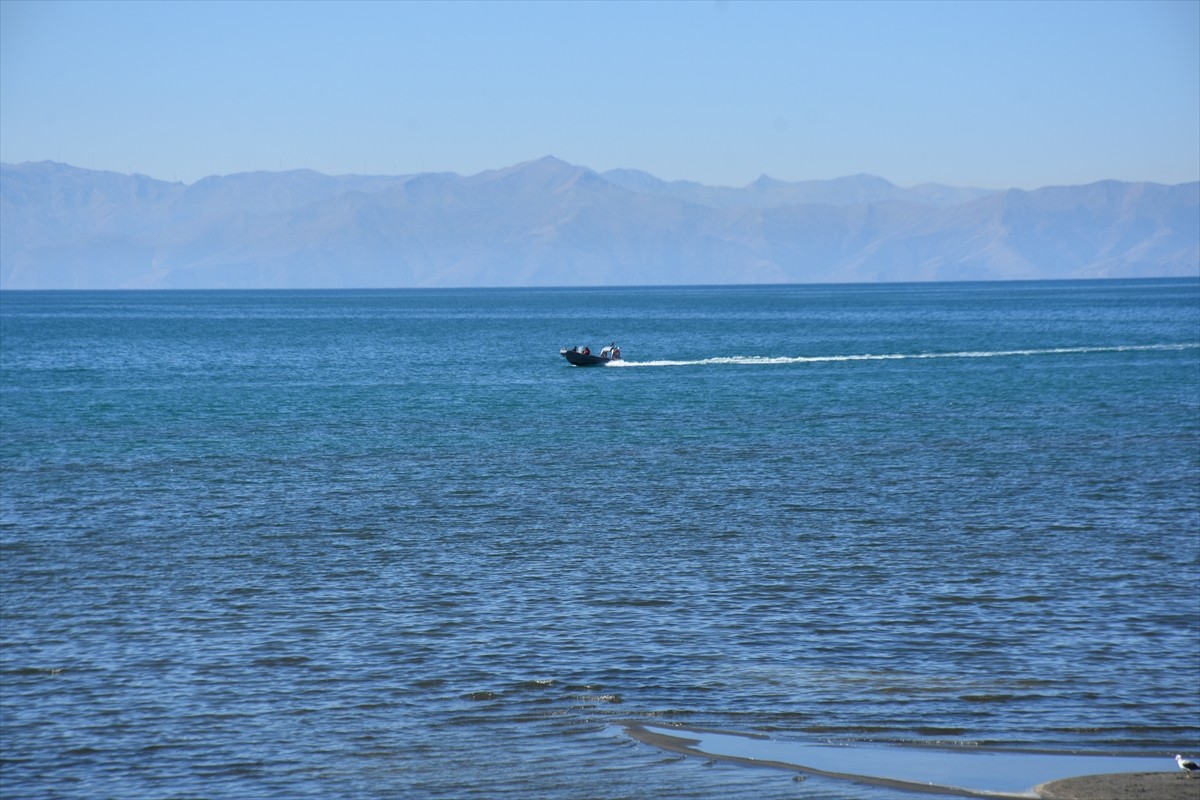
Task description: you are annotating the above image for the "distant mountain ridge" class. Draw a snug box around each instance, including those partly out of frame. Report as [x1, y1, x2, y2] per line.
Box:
[599, 168, 996, 209]
[2, 157, 1196, 289]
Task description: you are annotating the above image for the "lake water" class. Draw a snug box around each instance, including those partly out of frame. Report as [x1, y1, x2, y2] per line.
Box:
[2, 280, 1198, 799]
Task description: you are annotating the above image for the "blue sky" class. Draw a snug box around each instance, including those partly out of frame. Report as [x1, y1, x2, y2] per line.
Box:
[1, 0, 1197, 189]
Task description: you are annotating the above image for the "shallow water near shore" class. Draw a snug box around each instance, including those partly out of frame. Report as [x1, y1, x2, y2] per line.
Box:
[2, 280, 1198, 799]
[624, 722, 1171, 797]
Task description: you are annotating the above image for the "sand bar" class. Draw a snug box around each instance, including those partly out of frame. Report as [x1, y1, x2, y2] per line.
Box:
[1037, 772, 1199, 799]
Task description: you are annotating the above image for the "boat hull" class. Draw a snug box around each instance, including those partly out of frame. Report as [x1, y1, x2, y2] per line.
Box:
[561, 349, 618, 366]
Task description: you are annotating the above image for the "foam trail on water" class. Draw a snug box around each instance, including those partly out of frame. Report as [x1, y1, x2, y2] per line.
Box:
[607, 343, 1198, 367]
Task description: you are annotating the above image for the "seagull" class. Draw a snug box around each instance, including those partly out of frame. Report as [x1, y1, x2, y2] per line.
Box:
[1176, 754, 1199, 777]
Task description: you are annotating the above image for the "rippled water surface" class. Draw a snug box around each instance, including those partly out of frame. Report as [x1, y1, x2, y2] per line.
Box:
[2, 280, 1198, 799]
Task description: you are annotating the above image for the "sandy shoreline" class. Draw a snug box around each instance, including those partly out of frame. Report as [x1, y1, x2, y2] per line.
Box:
[1037, 772, 1199, 799]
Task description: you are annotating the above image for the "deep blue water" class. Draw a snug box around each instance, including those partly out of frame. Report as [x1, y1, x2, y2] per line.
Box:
[2, 280, 1198, 799]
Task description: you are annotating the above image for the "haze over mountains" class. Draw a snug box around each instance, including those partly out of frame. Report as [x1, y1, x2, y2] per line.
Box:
[1, 157, 1196, 289]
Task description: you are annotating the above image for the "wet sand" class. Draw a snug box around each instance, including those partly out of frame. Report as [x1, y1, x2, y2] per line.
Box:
[1037, 772, 1200, 799]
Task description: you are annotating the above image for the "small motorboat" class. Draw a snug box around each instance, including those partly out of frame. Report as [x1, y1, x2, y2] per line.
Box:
[561, 344, 622, 366]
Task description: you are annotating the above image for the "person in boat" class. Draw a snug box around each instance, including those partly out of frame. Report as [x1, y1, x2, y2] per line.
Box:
[612, 344, 621, 359]
[581, 346, 590, 356]
[600, 345, 611, 358]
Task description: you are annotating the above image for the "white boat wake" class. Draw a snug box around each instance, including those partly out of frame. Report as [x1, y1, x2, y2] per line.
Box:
[606, 343, 1198, 367]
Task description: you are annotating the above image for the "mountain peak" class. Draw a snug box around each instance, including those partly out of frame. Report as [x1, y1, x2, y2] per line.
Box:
[749, 174, 782, 189]
[469, 155, 598, 193]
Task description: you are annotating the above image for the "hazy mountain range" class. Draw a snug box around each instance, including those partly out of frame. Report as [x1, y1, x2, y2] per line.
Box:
[2, 157, 1196, 289]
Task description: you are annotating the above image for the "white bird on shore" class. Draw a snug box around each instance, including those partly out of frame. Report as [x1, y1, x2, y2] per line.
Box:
[1176, 754, 1199, 777]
